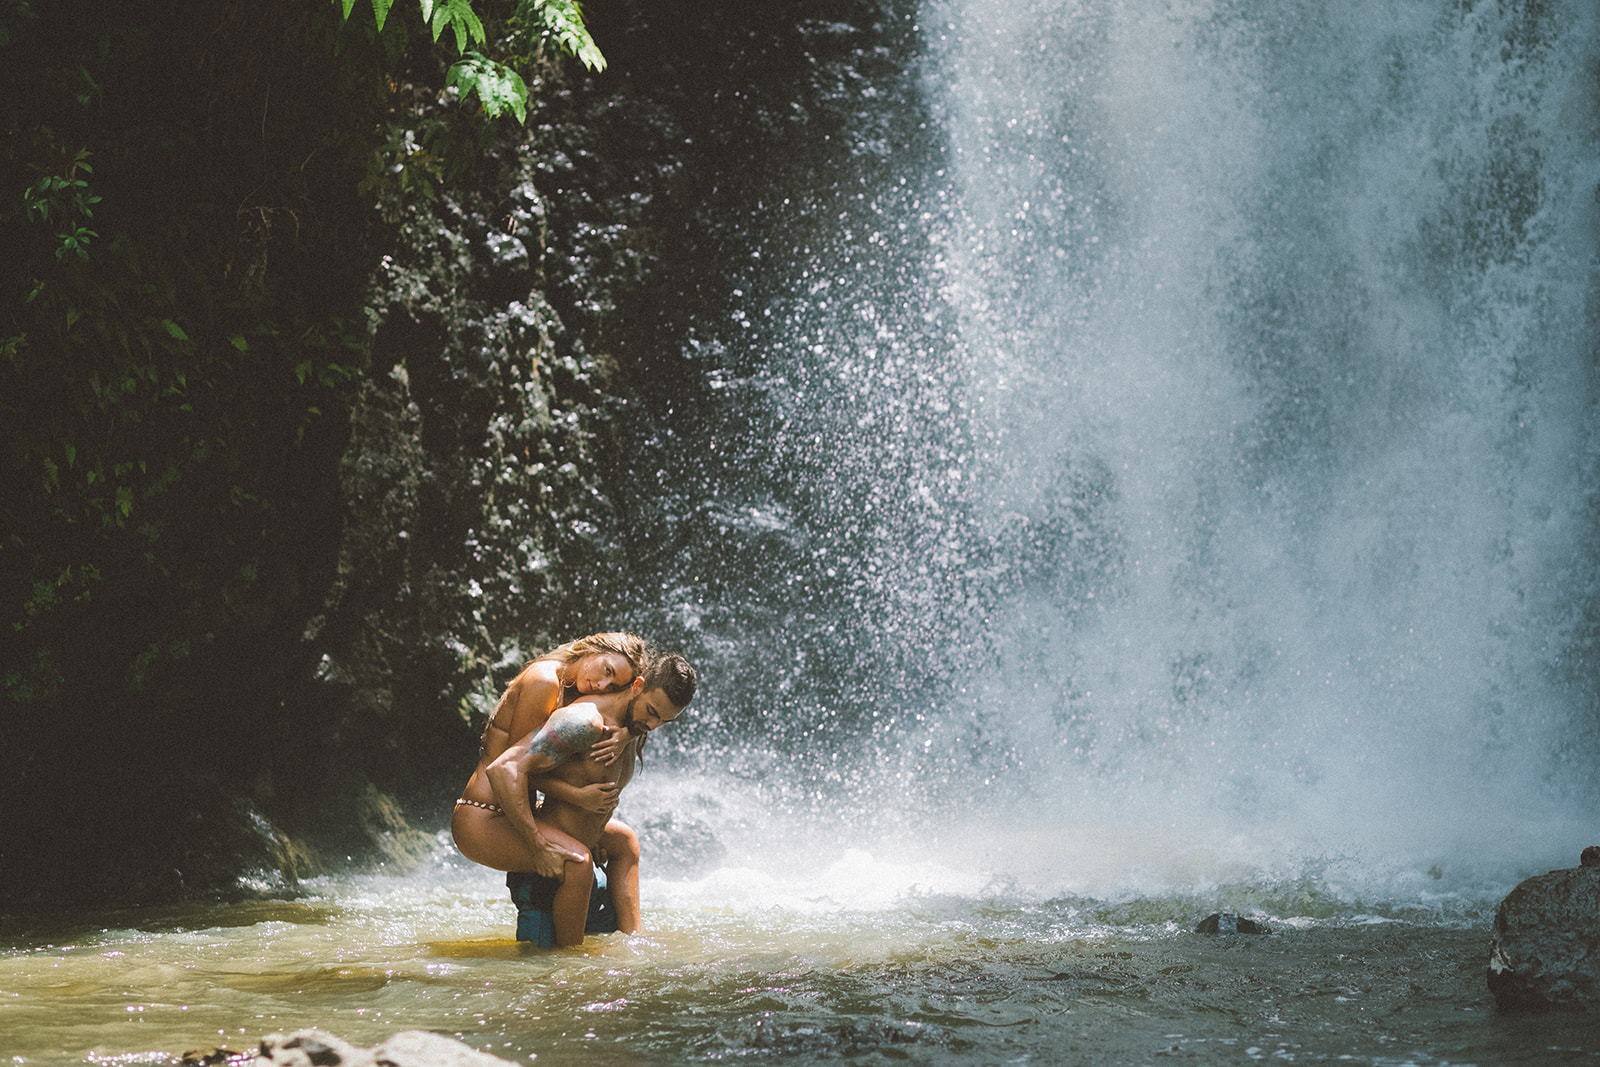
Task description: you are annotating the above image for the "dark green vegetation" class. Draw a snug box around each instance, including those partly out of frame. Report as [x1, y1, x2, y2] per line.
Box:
[2, 0, 396, 905]
[0, 0, 912, 909]
[0, 0, 620, 908]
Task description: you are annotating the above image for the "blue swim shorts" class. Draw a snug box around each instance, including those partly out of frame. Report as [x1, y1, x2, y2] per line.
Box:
[506, 865, 618, 947]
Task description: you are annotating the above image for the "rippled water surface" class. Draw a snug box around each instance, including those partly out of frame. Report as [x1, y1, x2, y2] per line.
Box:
[4, 828, 1598, 1067]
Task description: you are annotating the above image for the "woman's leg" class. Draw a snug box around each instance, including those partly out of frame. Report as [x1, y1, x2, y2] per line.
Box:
[452, 804, 591, 873]
[598, 818, 641, 933]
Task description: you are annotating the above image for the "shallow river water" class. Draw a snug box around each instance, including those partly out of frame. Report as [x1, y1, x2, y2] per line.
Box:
[4, 811, 1598, 1067]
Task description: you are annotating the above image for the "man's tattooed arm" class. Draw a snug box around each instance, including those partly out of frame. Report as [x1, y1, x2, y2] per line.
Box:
[484, 706, 605, 873]
[517, 706, 608, 766]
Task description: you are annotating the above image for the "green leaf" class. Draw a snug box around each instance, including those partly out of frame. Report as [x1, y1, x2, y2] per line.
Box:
[526, 0, 606, 72]
[341, 0, 357, 18]
[371, 0, 396, 30]
[228, 334, 249, 352]
[447, 53, 529, 123]
[429, 0, 485, 52]
[161, 318, 188, 342]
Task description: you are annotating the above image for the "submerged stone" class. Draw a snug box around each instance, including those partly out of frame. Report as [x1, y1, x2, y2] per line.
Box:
[1487, 850, 1600, 1012]
[640, 811, 728, 879]
[247, 1029, 516, 1067]
[1195, 912, 1269, 935]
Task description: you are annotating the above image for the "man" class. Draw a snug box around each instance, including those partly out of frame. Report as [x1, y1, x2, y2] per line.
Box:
[485, 652, 696, 947]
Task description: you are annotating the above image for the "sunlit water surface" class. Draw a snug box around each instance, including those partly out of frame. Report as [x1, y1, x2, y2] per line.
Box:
[3, 798, 1597, 1067]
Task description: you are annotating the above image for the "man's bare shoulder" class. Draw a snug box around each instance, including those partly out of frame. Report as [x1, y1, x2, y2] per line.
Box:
[546, 703, 604, 733]
[540, 704, 607, 749]
[507, 703, 607, 767]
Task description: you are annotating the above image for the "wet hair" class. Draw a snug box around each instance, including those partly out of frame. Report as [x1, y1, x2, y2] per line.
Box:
[632, 651, 696, 771]
[480, 631, 647, 755]
[534, 631, 648, 684]
[643, 650, 697, 709]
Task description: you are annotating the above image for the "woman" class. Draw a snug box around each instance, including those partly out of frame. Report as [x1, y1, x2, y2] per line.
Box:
[452, 632, 648, 935]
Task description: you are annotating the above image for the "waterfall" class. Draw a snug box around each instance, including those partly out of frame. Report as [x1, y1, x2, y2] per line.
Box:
[645, 0, 1600, 879]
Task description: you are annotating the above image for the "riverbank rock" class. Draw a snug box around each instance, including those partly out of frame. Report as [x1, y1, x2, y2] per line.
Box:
[192, 1029, 521, 1067]
[1487, 850, 1600, 1012]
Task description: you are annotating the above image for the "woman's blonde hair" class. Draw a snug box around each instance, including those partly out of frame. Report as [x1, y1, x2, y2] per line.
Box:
[480, 631, 648, 754]
[533, 631, 648, 678]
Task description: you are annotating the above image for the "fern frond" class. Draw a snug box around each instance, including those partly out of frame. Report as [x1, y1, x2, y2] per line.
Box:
[430, 0, 486, 53]
[447, 52, 529, 124]
[524, 0, 606, 72]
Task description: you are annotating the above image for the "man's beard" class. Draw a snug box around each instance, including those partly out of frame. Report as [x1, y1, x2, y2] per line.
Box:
[623, 694, 648, 736]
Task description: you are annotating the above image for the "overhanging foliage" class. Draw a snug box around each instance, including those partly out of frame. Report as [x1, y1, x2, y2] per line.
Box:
[339, 0, 607, 124]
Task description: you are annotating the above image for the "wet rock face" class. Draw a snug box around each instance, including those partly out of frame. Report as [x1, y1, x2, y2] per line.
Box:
[1487, 853, 1600, 1012]
[303, 125, 644, 828]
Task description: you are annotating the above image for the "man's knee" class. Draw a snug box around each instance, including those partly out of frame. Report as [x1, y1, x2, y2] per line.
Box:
[607, 824, 640, 863]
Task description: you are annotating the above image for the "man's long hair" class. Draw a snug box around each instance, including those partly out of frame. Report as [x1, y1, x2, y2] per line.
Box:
[634, 650, 697, 768]
[643, 650, 697, 709]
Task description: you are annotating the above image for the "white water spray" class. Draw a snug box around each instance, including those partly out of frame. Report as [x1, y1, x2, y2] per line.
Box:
[649, 0, 1599, 901]
[915, 0, 1599, 874]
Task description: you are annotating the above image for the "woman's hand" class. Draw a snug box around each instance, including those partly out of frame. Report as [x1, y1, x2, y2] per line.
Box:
[571, 781, 621, 816]
[590, 725, 632, 766]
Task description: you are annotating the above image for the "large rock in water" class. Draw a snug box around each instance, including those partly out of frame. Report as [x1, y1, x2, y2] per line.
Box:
[1486, 848, 1600, 1012]
[185, 1029, 519, 1067]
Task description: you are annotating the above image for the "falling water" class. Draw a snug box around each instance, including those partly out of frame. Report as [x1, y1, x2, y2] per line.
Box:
[937, 0, 1600, 864]
[646, 0, 1600, 893]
